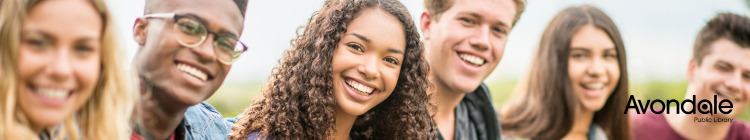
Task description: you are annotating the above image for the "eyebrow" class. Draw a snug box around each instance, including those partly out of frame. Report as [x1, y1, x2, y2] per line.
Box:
[22, 30, 56, 44]
[183, 13, 239, 38]
[350, 33, 370, 43]
[388, 48, 403, 54]
[570, 47, 617, 52]
[716, 60, 734, 69]
[458, 11, 510, 29]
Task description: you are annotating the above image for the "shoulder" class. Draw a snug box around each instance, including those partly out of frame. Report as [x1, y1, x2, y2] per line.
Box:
[184, 102, 232, 139]
[629, 112, 683, 139]
[727, 119, 750, 139]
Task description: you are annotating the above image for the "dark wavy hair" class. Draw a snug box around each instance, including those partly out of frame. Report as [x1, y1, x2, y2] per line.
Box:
[500, 6, 629, 140]
[229, 0, 435, 139]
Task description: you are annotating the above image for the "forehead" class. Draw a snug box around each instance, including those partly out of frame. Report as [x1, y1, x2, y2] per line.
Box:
[571, 25, 614, 48]
[346, 8, 406, 49]
[705, 39, 750, 68]
[446, 0, 516, 26]
[157, 0, 244, 35]
[24, 0, 102, 38]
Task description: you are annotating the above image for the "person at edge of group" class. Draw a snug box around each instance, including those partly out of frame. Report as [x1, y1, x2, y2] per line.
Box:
[630, 13, 750, 140]
[0, 0, 136, 139]
[499, 6, 630, 140]
[228, 0, 436, 139]
[128, 0, 249, 139]
[419, 0, 526, 139]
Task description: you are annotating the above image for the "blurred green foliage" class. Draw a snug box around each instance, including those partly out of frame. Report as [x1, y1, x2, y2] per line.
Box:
[208, 79, 749, 121]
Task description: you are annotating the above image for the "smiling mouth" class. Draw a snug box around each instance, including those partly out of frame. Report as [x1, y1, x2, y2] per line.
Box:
[715, 89, 740, 101]
[345, 78, 375, 96]
[458, 52, 486, 66]
[30, 85, 72, 99]
[582, 83, 605, 90]
[176, 62, 209, 82]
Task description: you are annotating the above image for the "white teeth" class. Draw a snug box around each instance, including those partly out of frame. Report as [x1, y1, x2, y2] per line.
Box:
[345, 79, 374, 96]
[458, 53, 485, 66]
[177, 63, 208, 81]
[584, 83, 604, 90]
[35, 87, 69, 99]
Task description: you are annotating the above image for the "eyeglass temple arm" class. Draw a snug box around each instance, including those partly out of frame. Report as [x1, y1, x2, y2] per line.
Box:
[142, 13, 175, 18]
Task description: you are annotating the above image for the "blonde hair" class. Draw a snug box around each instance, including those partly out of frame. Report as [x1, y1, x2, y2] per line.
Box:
[0, 0, 137, 139]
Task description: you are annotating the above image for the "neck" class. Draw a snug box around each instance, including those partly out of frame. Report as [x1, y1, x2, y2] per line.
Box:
[563, 108, 594, 140]
[664, 92, 733, 139]
[334, 107, 355, 140]
[432, 79, 466, 121]
[139, 83, 189, 140]
[29, 123, 46, 136]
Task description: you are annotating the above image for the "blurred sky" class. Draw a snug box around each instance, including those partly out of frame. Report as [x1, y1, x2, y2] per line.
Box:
[104, 0, 750, 84]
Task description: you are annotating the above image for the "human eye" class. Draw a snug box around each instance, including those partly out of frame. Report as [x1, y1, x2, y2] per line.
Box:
[383, 57, 400, 65]
[27, 39, 48, 49]
[604, 52, 618, 59]
[715, 64, 730, 72]
[177, 18, 204, 36]
[571, 52, 587, 59]
[492, 27, 506, 34]
[74, 45, 94, 54]
[459, 17, 476, 25]
[347, 43, 364, 52]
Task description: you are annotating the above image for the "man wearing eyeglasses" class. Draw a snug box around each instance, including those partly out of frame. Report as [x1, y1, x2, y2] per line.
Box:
[130, 0, 248, 139]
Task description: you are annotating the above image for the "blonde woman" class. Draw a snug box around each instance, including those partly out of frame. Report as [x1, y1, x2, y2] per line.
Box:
[0, 0, 136, 139]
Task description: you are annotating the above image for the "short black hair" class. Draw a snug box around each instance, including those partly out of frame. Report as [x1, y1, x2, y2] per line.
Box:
[232, 0, 248, 16]
[693, 13, 750, 65]
[145, 0, 248, 17]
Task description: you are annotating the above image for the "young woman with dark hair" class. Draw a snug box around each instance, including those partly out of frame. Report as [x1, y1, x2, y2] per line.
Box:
[500, 5, 629, 140]
[228, 0, 435, 139]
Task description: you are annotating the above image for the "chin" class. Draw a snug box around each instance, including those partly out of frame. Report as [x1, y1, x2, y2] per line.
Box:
[581, 100, 608, 112]
[337, 101, 370, 116]
[450, 77, 484, 93]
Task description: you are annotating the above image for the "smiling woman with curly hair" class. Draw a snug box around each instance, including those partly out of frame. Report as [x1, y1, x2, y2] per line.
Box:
[228, 0, 435, 139]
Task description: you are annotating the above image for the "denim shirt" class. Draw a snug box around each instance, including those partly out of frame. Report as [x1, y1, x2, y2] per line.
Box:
[179, 101, 234, 140]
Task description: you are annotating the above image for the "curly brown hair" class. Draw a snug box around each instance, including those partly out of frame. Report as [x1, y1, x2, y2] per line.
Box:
[229, 0, 435, 139]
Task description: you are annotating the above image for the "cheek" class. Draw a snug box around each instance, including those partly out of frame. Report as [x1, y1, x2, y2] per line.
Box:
[607, 62, 621, 85]
[73, 55, 101, 92]
[331, 47, 347, 73]
[491, 40, 506, 63]
[567, 62, 586, 84]
[383, 67, 401, 93]
[17, 48, 47, 79]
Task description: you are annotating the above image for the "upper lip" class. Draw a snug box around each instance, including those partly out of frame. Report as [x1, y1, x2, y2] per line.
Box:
[175, 60, 214, 80]
[344, 76, 379, 93]
[456, 50, 490, 63]
[715, 89, 741, 101]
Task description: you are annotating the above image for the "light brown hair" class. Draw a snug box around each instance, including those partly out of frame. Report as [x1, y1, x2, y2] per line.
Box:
[424, 0, 527, 26]
[693, 13, 750, 65]
[500, 6, 629, 140]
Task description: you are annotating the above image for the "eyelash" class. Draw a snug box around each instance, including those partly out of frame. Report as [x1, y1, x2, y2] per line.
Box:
[384, 57, 399, 65]
[74, 45, 94, 53]
[459, 18, 475, 25]
[604, 53, 617, 58]
[27, 39, 48, 49]
[493, 28, 506, 34]
[716, 65, 730, 71]
[347, 43, 363, 52]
